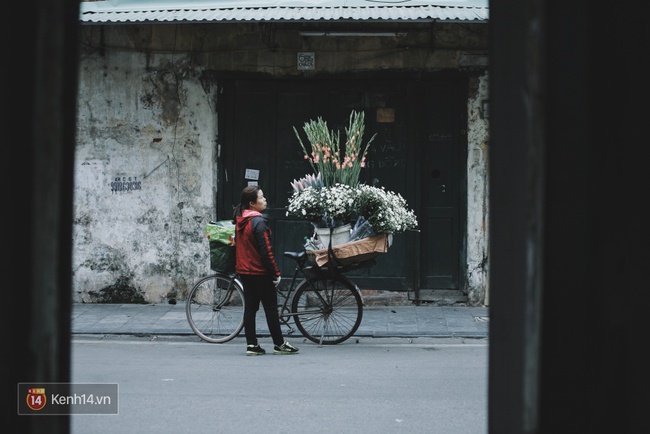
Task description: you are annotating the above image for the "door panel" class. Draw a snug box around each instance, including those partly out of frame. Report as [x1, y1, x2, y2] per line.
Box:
[418, 82, 464, 289]
[274, 84, 320, 273]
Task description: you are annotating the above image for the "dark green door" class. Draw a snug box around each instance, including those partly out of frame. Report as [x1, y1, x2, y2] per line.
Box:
[415, 81, 466, 289]
[217, 77, 465, 293]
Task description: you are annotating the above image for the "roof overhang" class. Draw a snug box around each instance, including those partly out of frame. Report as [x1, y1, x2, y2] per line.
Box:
[79, 0, 489, 25]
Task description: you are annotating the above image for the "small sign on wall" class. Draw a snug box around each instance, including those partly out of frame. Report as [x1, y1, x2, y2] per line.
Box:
[245, 168, 259, 180]
[297, 52, 315, 70]
[245, 168, 259, 186]
[376, 108, 395, 123]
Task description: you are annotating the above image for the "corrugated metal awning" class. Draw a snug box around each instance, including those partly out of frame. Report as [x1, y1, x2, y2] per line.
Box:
[79, 0, 489, 24]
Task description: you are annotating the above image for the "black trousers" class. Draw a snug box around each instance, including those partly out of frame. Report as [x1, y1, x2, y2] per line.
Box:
[239, 274, 285, 346]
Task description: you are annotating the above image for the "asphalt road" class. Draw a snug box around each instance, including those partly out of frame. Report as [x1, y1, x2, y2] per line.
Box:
[70, 334, 488, 434]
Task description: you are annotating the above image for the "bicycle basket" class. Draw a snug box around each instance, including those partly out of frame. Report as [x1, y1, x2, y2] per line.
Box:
[209, 242, 236, 272]
[304, 257, 377, 278]
[306, 233, 388, 269]
[306, 250, 379, 269]
[205, 220, 236, 272]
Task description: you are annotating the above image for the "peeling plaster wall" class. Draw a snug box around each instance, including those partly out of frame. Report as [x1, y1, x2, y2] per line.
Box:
[74, 23, 489, 304]
[466, 72, 490, 305]
[74, 37, 218, 303]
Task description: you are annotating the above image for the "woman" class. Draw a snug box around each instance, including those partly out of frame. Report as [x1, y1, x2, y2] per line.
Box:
[233, 185, 299, 356]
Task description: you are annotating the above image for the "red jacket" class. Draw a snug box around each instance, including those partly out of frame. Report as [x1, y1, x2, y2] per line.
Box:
[235, 210, 280, 277]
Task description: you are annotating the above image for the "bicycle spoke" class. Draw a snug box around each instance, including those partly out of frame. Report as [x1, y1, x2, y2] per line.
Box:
[186, 274, 244, 343]
[292, 275, 362, 345]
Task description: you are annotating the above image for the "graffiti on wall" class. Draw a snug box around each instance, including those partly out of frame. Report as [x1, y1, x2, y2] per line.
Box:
[111, 176, 142, 193]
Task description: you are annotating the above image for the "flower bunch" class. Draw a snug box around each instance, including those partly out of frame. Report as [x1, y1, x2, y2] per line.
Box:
[293, 111, 376, 188]
[353, 184, 418, 234]
[287, 183, 418, 234]
[286, 183, 356, 228]
[290, 172, 323, 193]
[340, 111, 375, 187]
[288, 112, 416, 236]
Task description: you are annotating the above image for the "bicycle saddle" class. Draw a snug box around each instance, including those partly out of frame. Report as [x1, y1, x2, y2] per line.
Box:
[283, 251, 306, 260]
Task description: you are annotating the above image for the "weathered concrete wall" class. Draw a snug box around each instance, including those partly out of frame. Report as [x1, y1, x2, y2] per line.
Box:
[74, 23, 489, 304]
[466, 72, 490, 305]
[74, 30, 219, 303]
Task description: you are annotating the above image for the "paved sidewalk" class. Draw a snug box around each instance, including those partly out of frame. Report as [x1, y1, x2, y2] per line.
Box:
[72, 302, 489, 339]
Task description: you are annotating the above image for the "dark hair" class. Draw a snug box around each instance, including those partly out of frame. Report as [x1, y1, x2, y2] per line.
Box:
[232, 185, 261, 222]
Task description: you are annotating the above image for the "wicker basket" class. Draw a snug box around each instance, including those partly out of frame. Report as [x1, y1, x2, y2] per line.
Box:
[305, 234, 388, 268]
[306, 250, 379, 267]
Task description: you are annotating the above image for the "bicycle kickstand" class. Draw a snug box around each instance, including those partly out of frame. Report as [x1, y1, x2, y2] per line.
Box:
[280, 317, 295, 335]
[284, 324, 295, 335]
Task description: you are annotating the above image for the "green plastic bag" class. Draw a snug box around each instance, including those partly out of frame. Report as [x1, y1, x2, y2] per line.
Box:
[205, 221, 236, 272]
[205, 221, 235, 246]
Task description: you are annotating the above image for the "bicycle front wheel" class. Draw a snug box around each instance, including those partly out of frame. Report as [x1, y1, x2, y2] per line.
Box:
[291, 275, 363, 345]
[186, 274, 244, 343]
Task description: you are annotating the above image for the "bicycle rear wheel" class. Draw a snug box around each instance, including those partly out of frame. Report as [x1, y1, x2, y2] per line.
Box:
[186, 274, 244, 343]
[291, 275, 363, 345]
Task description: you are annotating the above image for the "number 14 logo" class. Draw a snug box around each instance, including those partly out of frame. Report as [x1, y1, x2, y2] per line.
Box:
[26, 388, 46, 411]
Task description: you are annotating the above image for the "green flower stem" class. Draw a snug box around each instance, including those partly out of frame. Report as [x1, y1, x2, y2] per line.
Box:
[293, 110, 376, 188]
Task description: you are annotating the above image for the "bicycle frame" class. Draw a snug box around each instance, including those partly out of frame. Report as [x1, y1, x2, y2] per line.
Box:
[212, 253, 339, 327]
[276, 252, 327, 330]
[187, 249, 368, 345]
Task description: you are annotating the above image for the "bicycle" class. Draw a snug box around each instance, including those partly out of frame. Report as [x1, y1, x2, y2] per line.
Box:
[185, 249, 376, 345]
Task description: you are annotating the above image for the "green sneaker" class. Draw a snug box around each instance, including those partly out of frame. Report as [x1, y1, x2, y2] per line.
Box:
[246, 344, 266, 356]
[273, 341, 299, 355]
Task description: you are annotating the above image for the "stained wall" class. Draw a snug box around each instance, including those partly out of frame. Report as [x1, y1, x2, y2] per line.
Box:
[74, 22, 489, 304]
